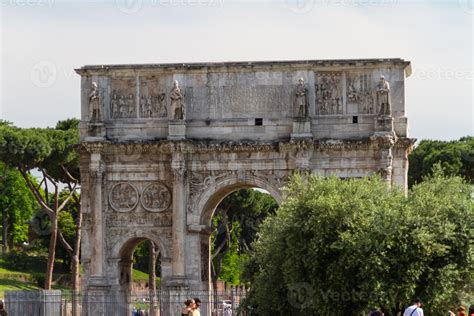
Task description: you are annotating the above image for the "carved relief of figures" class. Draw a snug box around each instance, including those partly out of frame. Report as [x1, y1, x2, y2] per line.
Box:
[170, 80, 185, 120]
[315, 73, 343, 115]
[294, 78, 309, 118]
[109, 183, 139, 212]
[140, 183, 172, 212]
[139, 93, 167, 118]
[89, 82, 102, 122]
[110, 92, 136, 119]
[346, 74, 374, 114]
[376, 75, 391, 116]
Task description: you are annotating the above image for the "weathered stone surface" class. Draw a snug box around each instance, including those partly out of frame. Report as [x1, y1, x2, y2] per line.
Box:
[76, 59, 415, 309]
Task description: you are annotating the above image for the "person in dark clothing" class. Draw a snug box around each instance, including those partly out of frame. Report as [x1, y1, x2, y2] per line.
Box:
[0, 300, 7, 316]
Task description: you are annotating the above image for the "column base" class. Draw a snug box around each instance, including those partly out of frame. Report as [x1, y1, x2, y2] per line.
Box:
[84, 278, 113, 316]
[165, 276, 190, 290]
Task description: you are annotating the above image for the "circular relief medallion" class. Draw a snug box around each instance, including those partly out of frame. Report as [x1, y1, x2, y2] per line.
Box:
[109, 183, 139, 212]
[140, 183, 172, 212]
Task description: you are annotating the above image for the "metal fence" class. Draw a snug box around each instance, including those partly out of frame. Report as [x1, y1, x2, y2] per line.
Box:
[3, 289, 248, 316]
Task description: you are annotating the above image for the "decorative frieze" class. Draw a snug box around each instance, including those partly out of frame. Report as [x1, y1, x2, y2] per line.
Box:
[106, 212, 172, 228]
[79, 137, 415, 158]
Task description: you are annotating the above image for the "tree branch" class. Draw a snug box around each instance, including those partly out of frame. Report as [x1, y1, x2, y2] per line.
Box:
[58, 230, 73, 255]
[60, 164, 78, 184]
[57, 182, 78, 212]
[19, 168, 54, 215]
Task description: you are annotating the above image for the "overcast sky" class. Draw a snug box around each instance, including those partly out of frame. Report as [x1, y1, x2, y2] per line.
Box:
[0, 0, 472, 141]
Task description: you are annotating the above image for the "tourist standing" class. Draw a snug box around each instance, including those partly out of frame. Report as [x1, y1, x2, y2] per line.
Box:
[0, 300, 7, 316]
[191, 298, 201, 316]
[468, 305, 474, 316]
[182, 299, 194, 316]
[403, 298, 424, 316]
[457, 306, 467, 316]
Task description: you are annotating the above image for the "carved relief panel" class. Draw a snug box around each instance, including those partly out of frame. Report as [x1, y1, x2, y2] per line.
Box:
[315, 72, 343, 115]
[110, 78, 137, 119]
[346, 73, 375, 114]
[141, 183, 172, 212]
[109, 183, 139, 212]
[108, 181, 172, 212]
[139, 77, 168, 119]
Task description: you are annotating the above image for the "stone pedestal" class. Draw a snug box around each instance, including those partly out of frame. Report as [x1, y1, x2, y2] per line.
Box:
[86, 122, 106, 140]
[374, 116, 394, 135]
[84, 279, 113, 316]
[164, 277, 190, 316]
[168, 121, 186, 140]
[291, 118, 312, 139]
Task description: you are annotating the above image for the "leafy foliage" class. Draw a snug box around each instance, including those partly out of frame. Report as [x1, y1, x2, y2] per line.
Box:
[409, 136, 473, 186]
[245, 171, 474, 316]
[132, 241, 161, 277]
[0, 165, 38, 246]
[211, 189, 278, 285]
[0, 119, 80, 290]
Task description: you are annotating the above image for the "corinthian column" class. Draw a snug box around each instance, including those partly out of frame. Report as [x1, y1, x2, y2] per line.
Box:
[89, 149, 105, 277]
[171, 152, 186, 277]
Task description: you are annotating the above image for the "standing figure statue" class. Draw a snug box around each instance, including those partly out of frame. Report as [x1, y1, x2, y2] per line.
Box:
[170, 80, 185, 120]
[376, 75, 391, 116]
[295, 78, 309, 118]
[89, 82, 101, 122]
[110, 94, 118, 119]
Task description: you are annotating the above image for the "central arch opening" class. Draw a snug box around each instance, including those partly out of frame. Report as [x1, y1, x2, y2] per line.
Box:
[205, 186, 279, 315]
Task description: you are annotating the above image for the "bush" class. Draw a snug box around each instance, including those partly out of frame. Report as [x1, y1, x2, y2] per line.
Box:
[245, 171, 474, 316]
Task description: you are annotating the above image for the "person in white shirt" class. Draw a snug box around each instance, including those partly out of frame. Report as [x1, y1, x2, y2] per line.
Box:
[403, 298, 424, 316]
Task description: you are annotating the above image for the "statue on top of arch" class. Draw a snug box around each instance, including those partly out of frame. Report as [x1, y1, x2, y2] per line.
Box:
[294, 77, 309, 118]
[170, 80, 185, 120]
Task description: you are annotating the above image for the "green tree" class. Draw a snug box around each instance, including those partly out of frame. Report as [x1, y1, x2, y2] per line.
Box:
[245, 172, 473, 316]
[409, 136, 473, 186]
[0, 164, 38, 252]
[0, 120, 80, 290]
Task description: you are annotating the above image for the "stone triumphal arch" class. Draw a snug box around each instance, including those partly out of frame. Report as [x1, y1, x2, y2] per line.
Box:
[76, 59, 414, 314]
